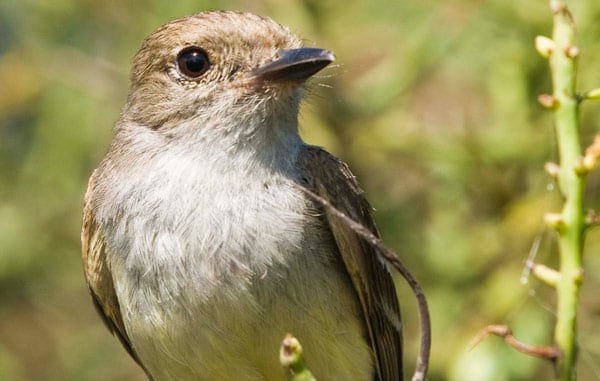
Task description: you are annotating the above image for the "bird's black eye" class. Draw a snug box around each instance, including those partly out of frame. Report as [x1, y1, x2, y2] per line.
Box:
[176, 47, 210, 78]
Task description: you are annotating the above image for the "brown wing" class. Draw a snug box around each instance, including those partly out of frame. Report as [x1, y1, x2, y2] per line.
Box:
[81, 171, 153, 379]
[297, 145, 403, 381]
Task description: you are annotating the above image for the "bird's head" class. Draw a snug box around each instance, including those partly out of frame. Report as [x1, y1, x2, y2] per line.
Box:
[120, 11, 334, 147]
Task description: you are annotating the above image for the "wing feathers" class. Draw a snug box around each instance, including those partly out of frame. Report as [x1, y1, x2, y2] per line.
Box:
[297, 145, 403, 381]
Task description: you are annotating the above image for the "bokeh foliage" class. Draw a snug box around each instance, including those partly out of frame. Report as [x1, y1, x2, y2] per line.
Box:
[1, 0, 600, 380]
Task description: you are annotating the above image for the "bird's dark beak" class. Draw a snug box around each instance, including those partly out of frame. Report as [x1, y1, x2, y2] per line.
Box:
[252, 48, 335, 83]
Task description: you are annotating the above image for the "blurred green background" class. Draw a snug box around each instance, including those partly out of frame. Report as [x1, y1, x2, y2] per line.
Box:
[2, 0, 600, 380]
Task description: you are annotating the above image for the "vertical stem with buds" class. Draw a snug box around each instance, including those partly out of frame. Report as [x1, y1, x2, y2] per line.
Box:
[473, 1, 600, 379]
[538, 1, 586, 379]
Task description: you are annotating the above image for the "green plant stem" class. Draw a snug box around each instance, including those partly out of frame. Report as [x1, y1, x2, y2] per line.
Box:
[280, 334, 317, 381]
[549, 2, 585, 380]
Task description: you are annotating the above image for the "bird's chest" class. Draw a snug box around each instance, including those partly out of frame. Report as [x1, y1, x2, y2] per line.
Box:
[101, 153, 371, 381]
[108, 161, 314, 301]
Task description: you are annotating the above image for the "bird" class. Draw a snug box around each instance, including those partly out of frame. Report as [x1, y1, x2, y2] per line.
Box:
[82, 10, 402, 381]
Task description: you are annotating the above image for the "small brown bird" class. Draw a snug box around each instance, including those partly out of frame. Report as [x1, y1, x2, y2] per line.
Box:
[82, 11, 402, 381]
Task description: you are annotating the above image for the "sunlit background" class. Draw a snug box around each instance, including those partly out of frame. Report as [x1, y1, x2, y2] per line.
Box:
[2, 1, 600, 380]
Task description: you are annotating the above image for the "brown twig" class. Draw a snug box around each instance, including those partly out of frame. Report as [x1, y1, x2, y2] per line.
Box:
[469, 324, 561, 362]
